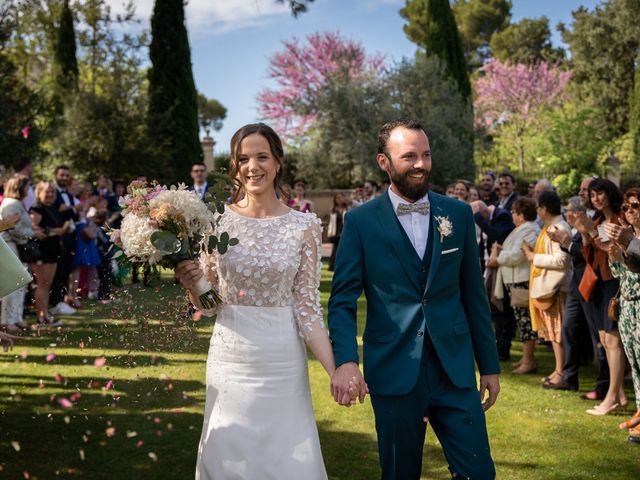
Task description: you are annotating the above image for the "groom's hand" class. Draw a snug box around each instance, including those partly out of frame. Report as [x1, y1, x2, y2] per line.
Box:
[331, 362, 367, 407]
[479, 374, 500, 412]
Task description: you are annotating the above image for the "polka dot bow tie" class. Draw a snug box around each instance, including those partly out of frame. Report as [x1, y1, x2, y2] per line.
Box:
[396, 202, 430, 216]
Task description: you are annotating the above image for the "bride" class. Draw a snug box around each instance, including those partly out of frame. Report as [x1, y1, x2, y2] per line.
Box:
[175, 123, 336, 480]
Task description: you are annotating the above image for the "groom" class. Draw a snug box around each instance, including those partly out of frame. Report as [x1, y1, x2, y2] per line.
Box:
[328, 119, 500, 479]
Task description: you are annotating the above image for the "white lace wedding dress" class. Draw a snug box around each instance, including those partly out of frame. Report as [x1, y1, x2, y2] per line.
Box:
[195, 208, 328, 480]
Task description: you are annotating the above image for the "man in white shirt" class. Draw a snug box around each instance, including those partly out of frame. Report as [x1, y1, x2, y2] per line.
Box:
[189, 162, 208, 200]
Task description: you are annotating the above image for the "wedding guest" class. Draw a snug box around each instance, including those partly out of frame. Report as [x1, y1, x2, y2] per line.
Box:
[445, 183, 456, 198]
[547, 195, 609, 396]
[492, 197, 540, 374]
[363, 180, 377, 203]
[496, 172, 520, 211]
[573, 178, 628, 414]
[607, 187, 640, 439]
[108, 180, 126, 229]
[454, 181, 470, 203]
[523, 191, 572, 388]
[50, 165, 78, 316]
[291, 180, 314, 212]
[527, 181, 537, 198]
[0, 176, 34, 332]
[69, 196, 101, 304]
[13, 157, 36, 210]
[189, 162, 209, 200]
[92, 210, 114, 302]
[468, 185, 480, 203]
[30, 181, 70, 326]
[327, 192, 348, 271]
[94, 174, 118, 214]
[533, 179, 554, 201]
[605, 219, 640, 274]
[472, 199, 516, 359]
[479, 171, 499, 204]
[378, 179, 390, 196]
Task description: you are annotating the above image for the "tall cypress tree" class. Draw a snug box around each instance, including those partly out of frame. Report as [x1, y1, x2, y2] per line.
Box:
[631, 51, 640, 161]
[400, 0, 471, 99]
[148, 0, 201, 183]
[53, 0, 78, 97]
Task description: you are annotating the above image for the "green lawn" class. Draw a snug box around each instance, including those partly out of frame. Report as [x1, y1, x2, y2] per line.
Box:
[1, 267, 638, 479]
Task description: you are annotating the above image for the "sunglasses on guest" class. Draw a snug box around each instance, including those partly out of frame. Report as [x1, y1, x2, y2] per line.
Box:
[622, 201, 640, 212]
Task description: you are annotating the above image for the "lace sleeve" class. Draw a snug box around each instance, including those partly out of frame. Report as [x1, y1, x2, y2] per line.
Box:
[293, 216, 327, 342]
[197, 251, 221, 316]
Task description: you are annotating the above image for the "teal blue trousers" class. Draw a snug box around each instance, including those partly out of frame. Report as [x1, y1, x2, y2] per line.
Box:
[370, 339, 495, 480]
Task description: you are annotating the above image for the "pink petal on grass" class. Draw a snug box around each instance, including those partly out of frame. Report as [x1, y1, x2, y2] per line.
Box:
[58, 398, 73, 408]
[70, 393, 81, 402]
[135, 440, 144, 448]
[79, 341, 85, 349]
[105, 427, 116, 437]
[46, 353, 56, 362]
[94, 356, 107, 368]
[54, 373, 65, 384]
[105, 379, 114, 390]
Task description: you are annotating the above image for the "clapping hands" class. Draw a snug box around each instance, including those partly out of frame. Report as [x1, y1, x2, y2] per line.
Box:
[330, 362, 368, 407]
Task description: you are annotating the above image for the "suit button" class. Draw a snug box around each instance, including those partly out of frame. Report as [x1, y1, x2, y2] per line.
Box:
[417, 330, 424, 337]
[422, 299, 428, 305]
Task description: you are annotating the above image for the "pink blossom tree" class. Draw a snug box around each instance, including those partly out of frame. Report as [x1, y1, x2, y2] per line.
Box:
[474, 60, 572, 172]
[258, 31, 385, 139]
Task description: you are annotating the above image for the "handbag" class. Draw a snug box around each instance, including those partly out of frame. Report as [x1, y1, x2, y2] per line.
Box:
[509, 287, 530, 308]
[0, 237, 32, 298]
[607, 286, 621, 322]
[17, 239, 41, 264]
[578, 264, 598, 302]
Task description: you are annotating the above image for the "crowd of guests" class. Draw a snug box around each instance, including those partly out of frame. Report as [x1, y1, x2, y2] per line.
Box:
[0, 159, 122, 330]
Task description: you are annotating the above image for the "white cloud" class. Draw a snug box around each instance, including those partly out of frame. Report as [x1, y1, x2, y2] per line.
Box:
[104, 0, 289, 35]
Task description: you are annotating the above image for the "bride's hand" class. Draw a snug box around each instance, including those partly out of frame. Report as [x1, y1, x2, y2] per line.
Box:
[175, 260, 204, 292]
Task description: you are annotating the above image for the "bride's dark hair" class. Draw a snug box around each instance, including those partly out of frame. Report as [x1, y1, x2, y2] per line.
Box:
[229, 123, 287, 204]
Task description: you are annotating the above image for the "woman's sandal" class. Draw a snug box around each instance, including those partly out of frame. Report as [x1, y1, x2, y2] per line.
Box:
[513, 362, 538, 374]
[541, 370, 560, 383]
[619, 411, 640, 430]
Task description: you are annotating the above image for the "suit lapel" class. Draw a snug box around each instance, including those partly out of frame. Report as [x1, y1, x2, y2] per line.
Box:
[376, 195, 422, 292]
[425, 192, 443, 295]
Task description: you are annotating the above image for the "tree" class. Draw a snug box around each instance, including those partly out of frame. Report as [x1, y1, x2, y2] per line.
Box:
[474, 60, 571, 173]
[400, 0, 471, 99]
[392, 53, 474, 185]
[559, 0, 640, 139]
[490, 16, 564, 65]
[197, 93, 227, 135]
[53, 0, 77, 98]
[148, 0, 201, 184]
[258, 31, 384, 139]
[452, 0, 511, 70]
[630, 51, 640, 162]
[296, 75, 394, 188]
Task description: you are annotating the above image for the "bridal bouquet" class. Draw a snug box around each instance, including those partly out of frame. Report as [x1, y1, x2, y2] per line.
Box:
[109, 178, 236, 311]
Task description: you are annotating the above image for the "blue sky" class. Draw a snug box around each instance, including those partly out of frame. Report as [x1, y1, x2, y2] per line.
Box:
[107, 0, 600, 153]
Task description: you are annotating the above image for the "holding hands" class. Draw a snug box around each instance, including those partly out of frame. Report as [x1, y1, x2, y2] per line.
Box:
[331, 362, 368, 407]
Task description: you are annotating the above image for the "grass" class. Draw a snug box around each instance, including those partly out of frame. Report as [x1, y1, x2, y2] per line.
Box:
[0, 266, 638, 479]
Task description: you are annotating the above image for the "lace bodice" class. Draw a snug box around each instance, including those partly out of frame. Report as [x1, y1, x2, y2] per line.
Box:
[200, 208, 327, 342]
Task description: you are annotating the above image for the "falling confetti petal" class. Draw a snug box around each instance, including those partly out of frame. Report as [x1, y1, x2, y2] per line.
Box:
[94, 356, 107, 368]
[55, 373, 65, 384]
[38, 380, 45, 389]
[11, 441, 20, 452]
[148, 452, 158, 462]
[46, 353, 56, 363]
[79, 449, 85, 461]
[135, 440, 144, 448]
[126, 431, 137, 438]
[105, 379, 114, 390]
[58, 398, 73, 409]
[70, 393, 81, 402]
[20, 350, 27, 359]
[79, 341, 85, 349]
[105, 427, 116, 437]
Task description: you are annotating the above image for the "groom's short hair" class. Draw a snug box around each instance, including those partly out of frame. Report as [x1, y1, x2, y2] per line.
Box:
[377, 118, 426, 157]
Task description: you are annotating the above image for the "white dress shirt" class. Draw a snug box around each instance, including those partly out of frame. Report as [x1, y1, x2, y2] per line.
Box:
[388, 188, 430, 260]
[194, 182, 208, 199]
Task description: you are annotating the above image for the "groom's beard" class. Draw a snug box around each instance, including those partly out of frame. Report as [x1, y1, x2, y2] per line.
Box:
[386, 162, 431, 202]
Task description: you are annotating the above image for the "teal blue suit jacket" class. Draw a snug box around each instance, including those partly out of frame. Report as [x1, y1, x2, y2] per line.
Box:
[328, 191, 500, 396]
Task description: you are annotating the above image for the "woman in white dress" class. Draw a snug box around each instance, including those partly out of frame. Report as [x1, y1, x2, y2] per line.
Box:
[176, 123, 336, 480]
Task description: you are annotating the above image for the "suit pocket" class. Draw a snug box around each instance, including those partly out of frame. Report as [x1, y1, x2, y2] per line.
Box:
[453, 322, 470, 335]
[362, 330, 397, 343]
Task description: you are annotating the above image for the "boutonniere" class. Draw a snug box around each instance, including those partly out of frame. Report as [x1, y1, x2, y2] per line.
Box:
[434, 215, 453, 242]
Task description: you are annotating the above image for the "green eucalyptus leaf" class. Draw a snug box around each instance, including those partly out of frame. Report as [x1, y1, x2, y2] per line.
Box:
[208, 235, 218, 251]
[216, 201, 226, 214]
[150, 231, 181, 255]
[228, 238, 239, 246]
[220, 231, 230, 243]
[217, 243, 228, 255]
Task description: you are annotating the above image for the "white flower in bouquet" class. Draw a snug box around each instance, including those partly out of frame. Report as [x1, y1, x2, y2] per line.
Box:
[148, 184, 216, 239]
[119, 214, 163, 264]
